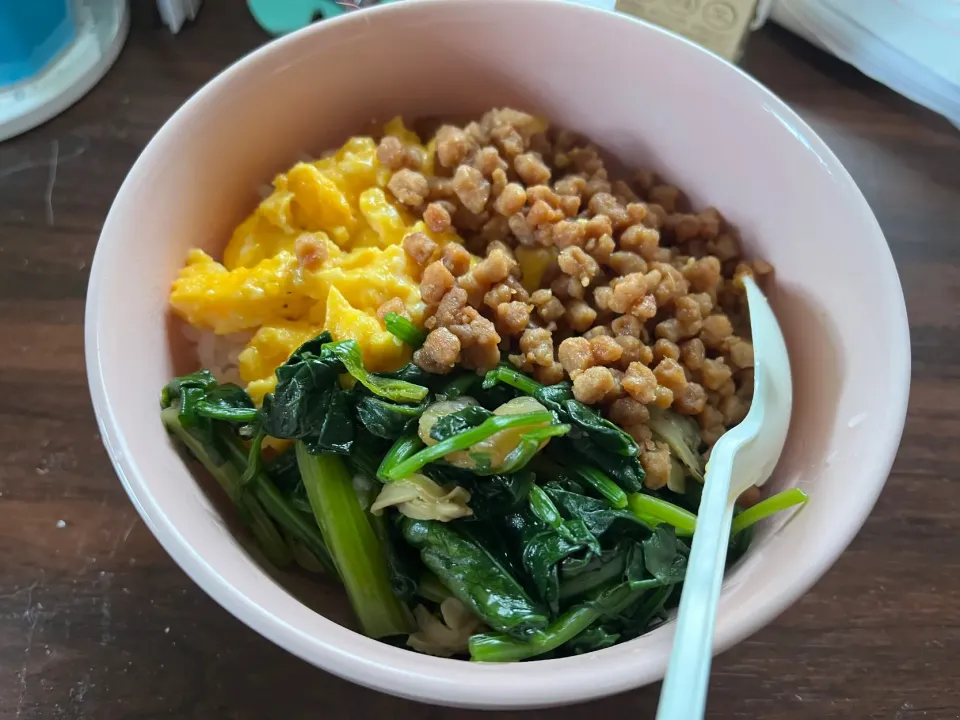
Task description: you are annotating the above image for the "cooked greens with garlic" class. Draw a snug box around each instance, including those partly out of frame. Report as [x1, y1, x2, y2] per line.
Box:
[161, 333, 807, 660]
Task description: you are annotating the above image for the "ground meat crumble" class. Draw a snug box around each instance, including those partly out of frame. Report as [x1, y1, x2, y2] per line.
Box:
[380, 108, 772, 485]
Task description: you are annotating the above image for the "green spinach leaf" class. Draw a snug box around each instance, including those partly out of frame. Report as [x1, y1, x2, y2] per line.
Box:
[161, 370, 219, 430]
[533, 381, 574, 411]
[194, 381, 252, 413]
[543, 483, 647, 540]
[325, 340, 428, 403]
[401, 517, 549, 638]
[299, 385, 356, 455]
[374, 363, 456, 394]
[563, 625, 621, 654]
[423, 466, 534, 520]
[570, 436, 646, 492]
[354, 396, 426, 439]
[614, 584, 675, 642]
[260, 331, 340, 439]
[458, 519, 530, 594]
[194, 382, 257, 425]
[469, 575, 648, 662]
[520, 517, 598, 614]
[483, 364, 638, 457]
[634, 526, 689, 589]
[558, 541, 637, 603]
[160, 369, 218, 408]
[561, 398, 638, 457]
[261, 334, 426, 445]
[428, 405, 493, 442]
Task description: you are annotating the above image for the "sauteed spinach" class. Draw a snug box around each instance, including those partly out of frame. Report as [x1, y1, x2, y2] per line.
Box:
[161, 333, 807, 659]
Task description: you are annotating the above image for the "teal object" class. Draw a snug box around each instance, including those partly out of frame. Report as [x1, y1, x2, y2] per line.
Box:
[0, 0, 76, 86]
[247, 0, 405, 36]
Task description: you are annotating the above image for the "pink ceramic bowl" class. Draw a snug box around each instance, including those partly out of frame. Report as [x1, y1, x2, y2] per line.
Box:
[85, 0, 910, 709]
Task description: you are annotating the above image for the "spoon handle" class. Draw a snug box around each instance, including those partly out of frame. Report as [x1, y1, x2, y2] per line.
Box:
[655, 446, 737, 720]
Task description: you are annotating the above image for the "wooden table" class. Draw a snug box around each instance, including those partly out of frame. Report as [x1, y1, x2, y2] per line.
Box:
[2, 2, 957, 718]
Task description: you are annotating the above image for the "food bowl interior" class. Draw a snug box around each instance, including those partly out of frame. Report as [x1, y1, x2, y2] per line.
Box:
[86, 0, 909, 709]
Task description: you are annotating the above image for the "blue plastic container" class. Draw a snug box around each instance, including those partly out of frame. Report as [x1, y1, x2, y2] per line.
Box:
[0, 0, 77, 86]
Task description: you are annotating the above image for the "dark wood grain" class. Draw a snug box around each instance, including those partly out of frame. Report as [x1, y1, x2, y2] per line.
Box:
[1, 2, 958, 718]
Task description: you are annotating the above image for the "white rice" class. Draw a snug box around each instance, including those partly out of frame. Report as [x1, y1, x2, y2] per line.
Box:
[181, 324, 249, 386]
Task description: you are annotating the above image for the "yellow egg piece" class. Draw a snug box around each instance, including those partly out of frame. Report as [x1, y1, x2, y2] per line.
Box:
[223, 214, 296, 270]
[238, 320, 323, 387]
[381, 116, 434, 177]
[259, 181, 297, 233]
[247, 377, 278, 407]
[301, 244, 424, 323]
[333, 136, 379, 194]
[359, 188, 414, 248]
[383, 116, 422, 147]
[287, 162, 356, 233]
[516, 246, 557, 294]
[324, 286, 408, 372]
[169, 250, 311, 334]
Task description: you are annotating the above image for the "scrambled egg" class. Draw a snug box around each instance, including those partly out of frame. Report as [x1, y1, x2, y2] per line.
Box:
[169, 119, 458, 404]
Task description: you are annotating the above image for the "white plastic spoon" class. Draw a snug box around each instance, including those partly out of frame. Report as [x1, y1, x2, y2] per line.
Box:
[656, 275, 793, 720]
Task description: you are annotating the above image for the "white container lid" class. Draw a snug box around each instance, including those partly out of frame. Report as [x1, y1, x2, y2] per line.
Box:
[0, 0, 129, 143]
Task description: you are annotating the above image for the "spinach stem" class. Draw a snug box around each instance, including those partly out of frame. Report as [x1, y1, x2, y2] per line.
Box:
[529, 481, 597, 553]
[381, 411, 555, 481]
[557, 553, 628, 602]
[535, 453, 629, 509]
[484, 364, 543, 396]
[383, 312, 427, 348]
[240, 429, 266, 487]
[244, 496, 294, 567]
[161, 406, 291, 567]
[297, 443, 414, 638]
[218, 430, 337, 575]
[627, 493, 698, 536]
[468, 582, 644, 662]
[731, 487, 809, 536]
[488, 424, 571, 476]
[377, 433, 424, 481]
[632, 511, 665, 530]
[528, 484, 565, 529]
[470, 605, 599, 662]
[194, 402, 259, 424]
[575, 464, 629, 509]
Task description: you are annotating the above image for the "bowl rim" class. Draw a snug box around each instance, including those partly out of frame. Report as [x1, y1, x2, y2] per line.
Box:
[85, 0, 911, 709]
